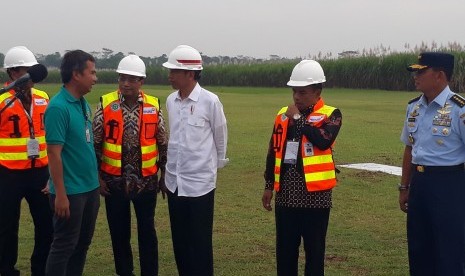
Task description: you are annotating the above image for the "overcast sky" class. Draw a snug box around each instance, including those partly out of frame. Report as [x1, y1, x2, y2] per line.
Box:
[1, 0, 464, 59]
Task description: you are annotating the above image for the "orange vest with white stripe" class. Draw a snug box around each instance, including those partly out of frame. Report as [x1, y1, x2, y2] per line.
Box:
[273, 99, 337, 192]
[100, 91, 159, 177]
[0, 88, 49, 169]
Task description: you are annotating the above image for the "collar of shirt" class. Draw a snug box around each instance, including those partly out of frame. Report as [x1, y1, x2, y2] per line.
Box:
[175, 83, 201, 102]
[61, 86, 80, 103]
[418, 85, 451, 108]
[118, 90, 144, 104]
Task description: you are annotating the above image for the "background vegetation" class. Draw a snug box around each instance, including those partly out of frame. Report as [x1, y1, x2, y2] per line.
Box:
[14, 84, 418, 275]
[1, 42, 464, 92]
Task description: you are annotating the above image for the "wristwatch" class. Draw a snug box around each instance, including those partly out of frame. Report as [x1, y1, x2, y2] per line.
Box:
[398, 184, 409, 191]
[293, 113, 301, 120]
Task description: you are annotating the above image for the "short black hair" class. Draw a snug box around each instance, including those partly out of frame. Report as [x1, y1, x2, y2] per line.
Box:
[310, 83, 323, 90]
[60, 50, 95, 84]
[432, 67, 453, 81]
[194, 70, 202, 81]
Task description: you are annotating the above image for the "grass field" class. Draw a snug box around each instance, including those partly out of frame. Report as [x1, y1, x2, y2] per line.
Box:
[15, 83, 421, 275]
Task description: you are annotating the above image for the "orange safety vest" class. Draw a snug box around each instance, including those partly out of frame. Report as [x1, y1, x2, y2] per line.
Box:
[273, 99, 337, 192]
[100, 90, 159, 177]
[0, 88, 49, 169]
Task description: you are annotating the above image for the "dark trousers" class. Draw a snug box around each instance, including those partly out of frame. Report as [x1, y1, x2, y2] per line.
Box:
[168, 189, 215, 276]
[0, 166, 53, 276]
[407, 169, 465, 276]
[45, 188, 100, 276]
[275, 206, 330, 276]
[105, 189, 158, 276]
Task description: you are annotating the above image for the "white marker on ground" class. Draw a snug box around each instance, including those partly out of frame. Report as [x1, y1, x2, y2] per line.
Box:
[339, 163, 402, 176]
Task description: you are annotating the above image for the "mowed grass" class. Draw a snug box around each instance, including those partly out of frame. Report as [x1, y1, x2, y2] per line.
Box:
[15, 83, 422, 275]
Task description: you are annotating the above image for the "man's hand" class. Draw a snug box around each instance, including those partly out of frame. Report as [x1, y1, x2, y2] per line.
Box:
[262, 189, 273, 211]
[99, 178, 110, 196]
[54, 194, 70, 219]
[285, 104, 300, 120]
[159, 173, 167, 200]
[399, 190, 409, 213]
[41, 180, 50, 195]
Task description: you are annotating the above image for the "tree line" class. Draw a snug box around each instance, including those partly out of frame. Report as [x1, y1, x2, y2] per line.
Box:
[0, 46, 464, 92]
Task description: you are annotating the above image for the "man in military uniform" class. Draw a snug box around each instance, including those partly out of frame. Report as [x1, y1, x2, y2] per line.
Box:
[399, 52, 465, 275]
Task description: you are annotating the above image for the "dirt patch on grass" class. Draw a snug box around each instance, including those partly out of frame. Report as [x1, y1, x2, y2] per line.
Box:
[325, 254, 348, 263]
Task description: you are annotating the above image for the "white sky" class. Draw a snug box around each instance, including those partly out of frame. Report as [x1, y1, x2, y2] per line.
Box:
[1, 0, 464, 59]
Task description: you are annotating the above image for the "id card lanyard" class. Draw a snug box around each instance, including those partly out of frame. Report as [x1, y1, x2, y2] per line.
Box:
[283, 120, 300, 165]
[81, 98, 91, 143]
[19, 97, 40, 158]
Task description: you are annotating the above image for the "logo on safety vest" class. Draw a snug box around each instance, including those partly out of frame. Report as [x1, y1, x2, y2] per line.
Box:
[143, 107, 156, 114]
[308, 115, 325, 123]
[34, 99, 47, 106]
[111, 103, 120, 111]
[281, 114, 288, 121]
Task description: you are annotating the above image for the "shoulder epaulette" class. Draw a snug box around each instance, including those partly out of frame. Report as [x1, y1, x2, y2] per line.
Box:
[408, 95, 422, 104]
[450, 94, 465, 108]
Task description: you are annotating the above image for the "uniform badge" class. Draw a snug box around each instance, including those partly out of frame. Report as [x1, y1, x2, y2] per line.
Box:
[410, 109, 419, 117]
[442, 128, 450, 135]
[408, 134, 415, 144]
[432, 128, 438, 134]
[436, 139, 444, 145]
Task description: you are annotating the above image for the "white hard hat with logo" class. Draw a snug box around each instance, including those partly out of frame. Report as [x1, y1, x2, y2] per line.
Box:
[4, 46, 39, 69]
[163, 45, 203, 71]
[287, 60, 326, 87]
[116, 54, 146, 78]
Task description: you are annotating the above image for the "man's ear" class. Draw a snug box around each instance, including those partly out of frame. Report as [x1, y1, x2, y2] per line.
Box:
[187, 70, 195, 80]
[71, 70, 80, 81]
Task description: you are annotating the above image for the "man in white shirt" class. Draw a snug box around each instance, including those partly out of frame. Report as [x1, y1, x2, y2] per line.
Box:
[162, 45, 228, 276]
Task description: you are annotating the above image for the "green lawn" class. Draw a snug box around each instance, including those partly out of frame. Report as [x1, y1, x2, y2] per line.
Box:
[16, 84, 419, 275]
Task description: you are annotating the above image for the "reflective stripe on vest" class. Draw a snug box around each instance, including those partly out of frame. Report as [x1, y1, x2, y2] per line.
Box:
[100, 91, 159, 176]
[273, 99, 337, 192]
[0, 88, 49, 169]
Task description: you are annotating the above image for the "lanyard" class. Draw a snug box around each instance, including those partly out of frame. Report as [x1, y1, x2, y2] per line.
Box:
[80, 98, 89, 123]
[18, 96, 36, 139]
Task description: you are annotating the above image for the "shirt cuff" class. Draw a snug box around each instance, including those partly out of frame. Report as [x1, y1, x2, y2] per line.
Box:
[265, 179, 274, 190]
[217, 158, 229, 169]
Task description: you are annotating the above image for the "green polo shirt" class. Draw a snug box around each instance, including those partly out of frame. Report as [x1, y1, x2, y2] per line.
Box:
[44, 86, 99, 195]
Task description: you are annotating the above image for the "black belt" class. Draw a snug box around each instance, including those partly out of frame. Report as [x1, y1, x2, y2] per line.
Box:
[412, 163, 465, 173]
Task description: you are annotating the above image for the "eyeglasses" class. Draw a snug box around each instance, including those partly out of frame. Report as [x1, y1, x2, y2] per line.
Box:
[118, 76, 142, 83]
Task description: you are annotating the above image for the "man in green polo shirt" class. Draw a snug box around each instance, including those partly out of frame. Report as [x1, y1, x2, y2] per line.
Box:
[44, 50, 100, 276]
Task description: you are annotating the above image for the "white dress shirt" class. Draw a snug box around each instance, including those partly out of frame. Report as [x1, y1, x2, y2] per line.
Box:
[165, 83, 229, 197]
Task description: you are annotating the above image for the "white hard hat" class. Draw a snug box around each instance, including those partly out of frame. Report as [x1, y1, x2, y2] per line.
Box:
[116, 54, 146, 77]
[163, 45, 203, 71]
[4, 46, 38, 69]
[287, 60, 326, 87]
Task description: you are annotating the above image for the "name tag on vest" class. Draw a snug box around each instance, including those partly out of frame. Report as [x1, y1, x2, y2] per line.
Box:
[34, 99, 47, 105]
[307, 115, 325, 123]
[143, 107, 156, 114]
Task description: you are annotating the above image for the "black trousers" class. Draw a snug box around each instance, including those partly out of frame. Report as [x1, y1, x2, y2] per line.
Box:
[275, 206, 330, 276]
[45, 188, 100, 276]
[0, 166, 53, 276]
[407, 169, 465, 276]
[105, 189, 158, 276]
[168, 189, 215, 276]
